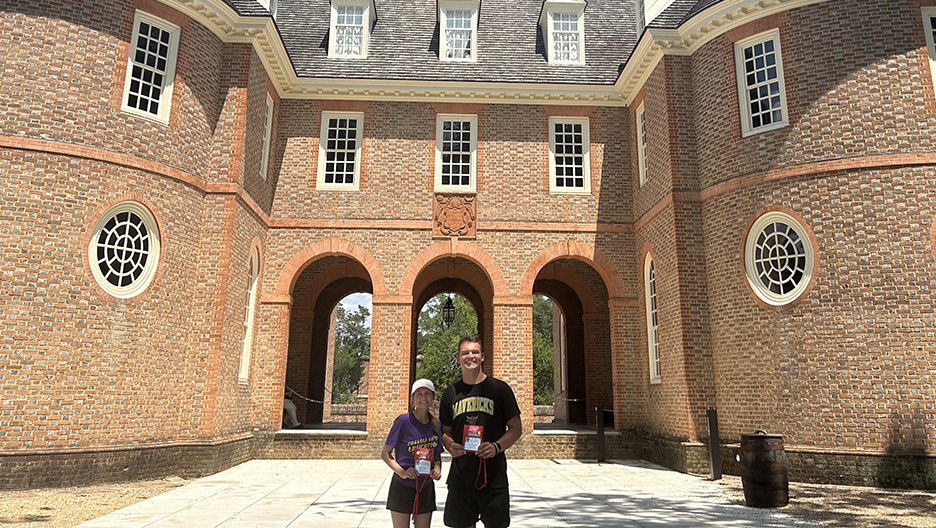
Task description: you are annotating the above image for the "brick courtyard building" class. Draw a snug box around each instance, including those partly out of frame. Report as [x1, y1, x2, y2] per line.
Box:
[2, 0, 935, 489]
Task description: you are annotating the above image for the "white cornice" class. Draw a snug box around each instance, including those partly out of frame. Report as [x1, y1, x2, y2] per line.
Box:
[162, 0, 829, 106]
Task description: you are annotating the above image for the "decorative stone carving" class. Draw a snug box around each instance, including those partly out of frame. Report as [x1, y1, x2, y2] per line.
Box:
[433, 194, 476, 238]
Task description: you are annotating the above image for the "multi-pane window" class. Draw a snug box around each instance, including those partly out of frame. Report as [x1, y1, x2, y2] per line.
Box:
[540, 1, 585, 64]
[330, 3, 369, 57]
[89, 201, 161, 299]
[441, 7, 476, 60]
[551, 12, 581, 62]
[318, 112, 363, 190]
[260, 94, 274, 181]
[644, 256, 660, 383]
[734, 30, 788, 136]
[636, 0, 646, 34]
[435, 115, 477, 192]
[921, 8, 936, 90]
[239, 249, 259, 382]
[548, 117, 590, 193]
[121, 11, 180, 124]
[637, 104, 648, 186]
[744, 212, 814, 306]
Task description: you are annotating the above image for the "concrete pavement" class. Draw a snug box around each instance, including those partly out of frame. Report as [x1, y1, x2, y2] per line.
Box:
[76, 459, 827, 527]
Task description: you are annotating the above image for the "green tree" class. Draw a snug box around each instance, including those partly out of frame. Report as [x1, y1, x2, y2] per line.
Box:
[416, 294, 477, 393]
[532, 295, 555, 405]
[332, 304, 370, 404]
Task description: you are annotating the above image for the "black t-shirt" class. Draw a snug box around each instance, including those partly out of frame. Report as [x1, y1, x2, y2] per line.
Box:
[440, 376, 520, 481]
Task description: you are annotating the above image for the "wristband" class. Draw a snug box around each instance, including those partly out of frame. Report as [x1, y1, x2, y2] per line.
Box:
[492, 441, 501, 455]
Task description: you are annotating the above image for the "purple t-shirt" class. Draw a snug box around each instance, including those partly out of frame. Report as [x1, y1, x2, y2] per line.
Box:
[385, 412, 442, 488]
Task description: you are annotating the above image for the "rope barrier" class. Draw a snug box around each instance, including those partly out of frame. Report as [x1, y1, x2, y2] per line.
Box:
[285, 384, 327, 405]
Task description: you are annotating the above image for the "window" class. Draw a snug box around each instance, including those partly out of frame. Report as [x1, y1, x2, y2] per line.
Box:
[440, 2, 479, 61]
[744, 211, 814, 306]
[329, 1, 374, 58]
[922, 8, 936, 90]
[260, 94, 274, 181]
[239, 248, 259, 382]
[121, 11, 180, 124]
[89, 201, 160, 299]
[540, 0, 585, 65]
[435, 114, 478, 193]
[548, 117, 590, 193]
[636, 104, 648, 186]
[317, 112, 364, 190]
[644, 255, 660, 383]
[734, 29, 788, 136]
[636, 0, 645, 34]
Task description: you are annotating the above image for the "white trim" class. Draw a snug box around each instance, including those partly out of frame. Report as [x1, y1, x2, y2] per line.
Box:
[636, 103, 648, 186]
[328, 0, 373, 59]
[88, 201, 161, 299]
[317, 111, 364, 191]
[239, 248, 259, 382]
[744, 211, 814, 306]
[644, 255, 660, 384]
[435, 114, 478, 193]
[120, 11, 181, 125]
[734, 29, 789, 137]
[440, 1, 480, 62]
[257, 0, 277, 17]
[259, 94, 274, 181]
[548, 116, 591, 194]
[922, 8, 936, 95]
[540, 0, 586, 65]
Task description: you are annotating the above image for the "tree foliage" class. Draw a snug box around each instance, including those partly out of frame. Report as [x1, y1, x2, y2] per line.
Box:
[332, 304, 370, 404]
[532, 295, 555, 405]
[416, 295, 477, 394]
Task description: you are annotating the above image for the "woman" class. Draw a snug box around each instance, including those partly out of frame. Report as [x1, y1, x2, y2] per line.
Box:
[382, 379, 443, 528]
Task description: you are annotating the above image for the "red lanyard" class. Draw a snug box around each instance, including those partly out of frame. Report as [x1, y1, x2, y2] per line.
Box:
[412, 475, 426, 523]
[474, 456, 487, 490]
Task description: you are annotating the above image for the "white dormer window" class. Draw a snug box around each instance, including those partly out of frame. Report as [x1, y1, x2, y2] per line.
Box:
[440, 1, 479, 61]
[329, 0, 375, 58]
[540, 0, 585, 65]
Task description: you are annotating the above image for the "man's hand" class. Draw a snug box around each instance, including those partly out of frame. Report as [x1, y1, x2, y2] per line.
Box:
[477, 441, 497, 459]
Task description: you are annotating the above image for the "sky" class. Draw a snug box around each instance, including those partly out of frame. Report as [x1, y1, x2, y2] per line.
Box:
[340, 292, 372, 327]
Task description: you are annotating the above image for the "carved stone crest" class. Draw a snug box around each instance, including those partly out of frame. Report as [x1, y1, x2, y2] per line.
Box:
[433, 194, 476, 238]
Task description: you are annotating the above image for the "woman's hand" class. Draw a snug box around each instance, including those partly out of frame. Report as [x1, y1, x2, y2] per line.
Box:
[396, 467, 419, 480]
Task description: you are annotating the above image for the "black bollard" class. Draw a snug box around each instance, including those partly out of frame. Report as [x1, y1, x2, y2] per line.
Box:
[596, 405, 605, 462]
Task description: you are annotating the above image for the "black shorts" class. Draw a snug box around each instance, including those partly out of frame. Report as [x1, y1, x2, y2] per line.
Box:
[386, 477, 437, 515]
[443, 460, 510, 528]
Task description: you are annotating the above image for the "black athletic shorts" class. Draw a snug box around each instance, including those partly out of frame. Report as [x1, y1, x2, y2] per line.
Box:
[386, 477, 436, 515]
[443, 466, 510, 528]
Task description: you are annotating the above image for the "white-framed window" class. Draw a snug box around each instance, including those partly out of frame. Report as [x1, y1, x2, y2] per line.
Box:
[239, 248, 259, 382]
[260, 94, 274, 181]
[744, 211, 814, 306]
[922, 8, 936, 91]
[121, 11, 181, 124]
[89, 201, 161, 299]
[636, 0, 646, 34]
[540, 0, 585, 65]
[329, 0, 374, 58]
[644, 255, 660, 384]
[317, 111, 364, 190]
[548, 116, 590, 193]
[636, 103, 648, 186]
[440, 2, 479, 61]
[435, 114, 478, 193]
[734, 29, 788, 137]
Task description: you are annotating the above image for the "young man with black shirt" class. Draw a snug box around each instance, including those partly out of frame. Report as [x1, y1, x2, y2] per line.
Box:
[440, 334, 522, 528]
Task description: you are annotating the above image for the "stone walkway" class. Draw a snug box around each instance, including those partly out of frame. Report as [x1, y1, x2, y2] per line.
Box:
[76, 459, 827, 527]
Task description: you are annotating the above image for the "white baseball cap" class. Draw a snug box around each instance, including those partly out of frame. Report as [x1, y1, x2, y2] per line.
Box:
[411, 379, 435, 395]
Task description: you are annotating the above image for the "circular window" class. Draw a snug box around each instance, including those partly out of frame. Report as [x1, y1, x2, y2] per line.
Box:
[89, 201, 160, 298]
[744, 211, 814, 306]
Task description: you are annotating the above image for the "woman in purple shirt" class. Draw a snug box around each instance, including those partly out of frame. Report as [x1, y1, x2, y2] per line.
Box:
[381, 379, 443, 528]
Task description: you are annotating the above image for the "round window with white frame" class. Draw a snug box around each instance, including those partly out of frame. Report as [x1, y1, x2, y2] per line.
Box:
[89, 201, 160, 299]
[744, 211, 814, 306]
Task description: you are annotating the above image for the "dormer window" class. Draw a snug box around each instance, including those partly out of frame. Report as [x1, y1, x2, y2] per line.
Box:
[258, 0, 277, 18]
[540, 0, 585, 65]
[439, 1, 479, 61]
[329, 0, 375, 58]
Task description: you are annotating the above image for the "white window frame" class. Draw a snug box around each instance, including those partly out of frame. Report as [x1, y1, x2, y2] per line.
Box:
[258, 0, 277, 17]
[260, 94, 274, 181]
[120, 11, 181, 125]
[317, 111, 364, 191]
[88, 201, 161, 299]
[636, 0, 646, 35]
[239, 248, 259, 382]
[734, 29, 789, 137]
[540, 0, 586, 65]
[435, 114, 478, 193]
[439, 1, 480, 62]
[636, 103, 648, 186]
[922, 8, 936, 92]
[328, 0, 374, 58]
[744, 211, 814, 306]
[644, 255, 660, 384]
[548, 116, 591, 194]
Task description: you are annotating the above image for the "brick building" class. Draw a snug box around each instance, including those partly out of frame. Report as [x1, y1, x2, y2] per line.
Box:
[2, 0, 935, 489]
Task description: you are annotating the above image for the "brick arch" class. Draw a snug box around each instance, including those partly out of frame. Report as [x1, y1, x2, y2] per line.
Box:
[296, 260, 372, 313]
[533, 262, 598, 313]
[520, 241, 626, 299]
[399, 239, 507, 298]
[274, 238, 385, 298]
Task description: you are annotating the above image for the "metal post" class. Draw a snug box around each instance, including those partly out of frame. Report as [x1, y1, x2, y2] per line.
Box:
[707, 407, 722, 480]
[596, 405, 606, 462]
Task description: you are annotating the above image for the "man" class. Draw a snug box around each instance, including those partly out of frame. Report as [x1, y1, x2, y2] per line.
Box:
[440, 334, 522, 528]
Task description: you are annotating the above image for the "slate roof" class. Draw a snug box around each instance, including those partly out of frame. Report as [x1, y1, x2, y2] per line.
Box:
[216, 0, 731, 85]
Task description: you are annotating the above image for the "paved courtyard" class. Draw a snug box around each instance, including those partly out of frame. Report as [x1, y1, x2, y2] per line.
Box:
[76, 459, 826, 528]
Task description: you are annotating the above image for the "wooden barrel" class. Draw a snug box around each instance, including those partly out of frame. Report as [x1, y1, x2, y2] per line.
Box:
[740, 431, 789, 507]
